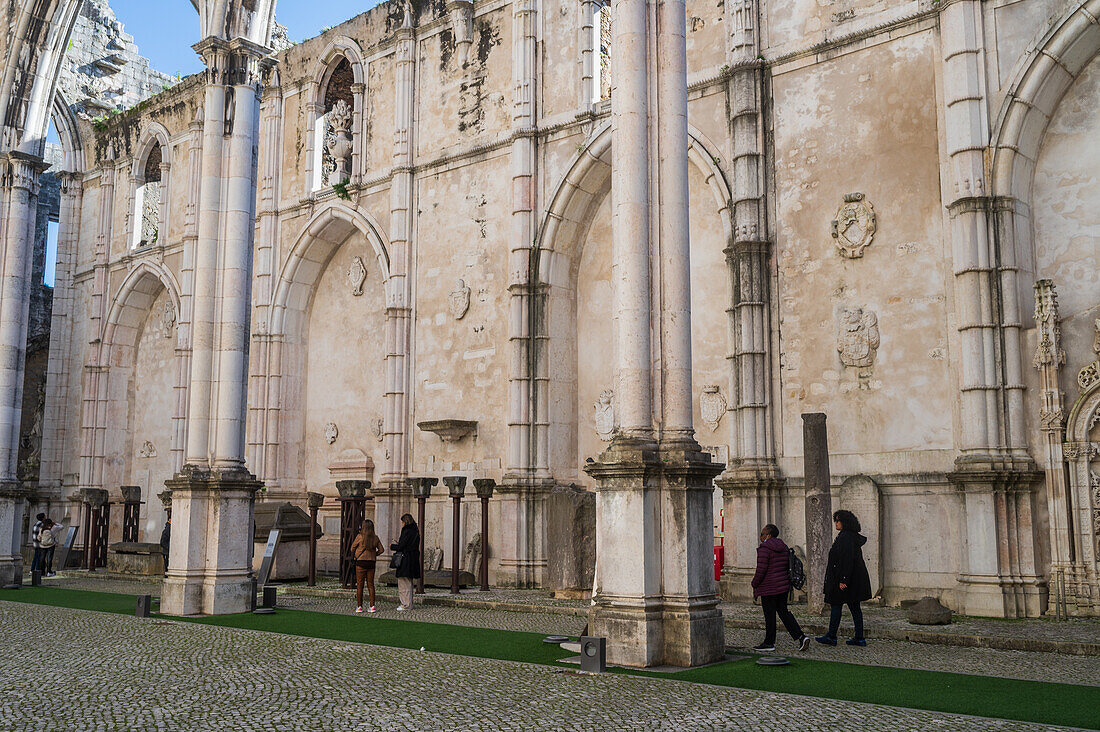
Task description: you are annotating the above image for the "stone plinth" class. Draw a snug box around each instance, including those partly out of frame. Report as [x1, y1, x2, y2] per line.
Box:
[585, 437, 724, 668]
[327, 449, 374, 485]
[161, 466, 262, 616]
[107, 542, 165, 575]
[252, 502, 320, 581]
[0, 482, 27, 586]
[546, 484, 595, 595]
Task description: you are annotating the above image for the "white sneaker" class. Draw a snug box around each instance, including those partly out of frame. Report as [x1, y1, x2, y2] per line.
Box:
[368, 606, 377, 613]
[396, 605, 408, 612]
[355, 606, 364, 614]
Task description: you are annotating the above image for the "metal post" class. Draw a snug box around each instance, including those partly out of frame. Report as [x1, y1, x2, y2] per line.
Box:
[82, 501, 92, 570]
[443, 476, 467, 595]
[416, 495, 426, 594]
[474, 478, 495, 592]
[307, 492, 323, 587]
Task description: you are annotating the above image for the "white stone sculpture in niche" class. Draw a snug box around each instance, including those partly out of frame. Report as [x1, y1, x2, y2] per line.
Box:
[161, 301, 176, 339]
[831, 193, 877, 258]
[324, 422, 339, 444]
[348, 256, 367, 296]
[325, 98, 353, 185]
[140, 180, 161, 246]
[594, 389, 615, 441]
[139, 440, 157, 458]
[837, 307, 880, 374]
[449, 279, 471, 320]
[699, 385, 727, 431]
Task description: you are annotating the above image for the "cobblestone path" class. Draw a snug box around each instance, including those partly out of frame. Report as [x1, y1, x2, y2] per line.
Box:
[0, 600, 1080, 731]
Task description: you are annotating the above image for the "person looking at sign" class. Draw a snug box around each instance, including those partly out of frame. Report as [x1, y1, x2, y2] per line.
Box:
[351, 519, 385, 613]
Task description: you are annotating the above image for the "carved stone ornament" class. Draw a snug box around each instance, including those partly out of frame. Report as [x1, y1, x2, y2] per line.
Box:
[1040, 408, 1065, 430]
[1079, 319, 1100, 390]
[699, 385, 727, 431]
[161, 301, 176, 339]
[325, 98, 354, 185]
[140, 181, 161, 245]
[139, 440, 157, 458]
[831, 193, 877, 259]
[449, 279, 471, 320]
[837, 307, 880, 370]
[324, 422, 339, 444]
[1063, 442, 1098, 461]
[348, 256, 367, 296]
[594, 389, 615, 441]
[372, 416, 384, 442]
[1033, 279, 1065, 368]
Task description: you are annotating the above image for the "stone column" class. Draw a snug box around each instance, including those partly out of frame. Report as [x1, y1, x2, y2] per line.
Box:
[585, 0, 723, 668]
[939, 1, 1041, 617]
[0, 153, 47, 584]
[162, 38, 268, 617]
[377, 11, 417, 544]
[802, 413, 832, 615]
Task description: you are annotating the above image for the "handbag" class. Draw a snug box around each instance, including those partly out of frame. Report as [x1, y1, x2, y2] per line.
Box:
[389, 551, 405, 570]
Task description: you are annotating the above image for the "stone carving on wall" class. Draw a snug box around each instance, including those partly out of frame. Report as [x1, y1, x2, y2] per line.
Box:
[449, 279, 471, 320]
[1079, 320, 1100, 390]
[161, 301, 176, 339]
[830, 193, 877, 258]
[1034, 280, 1066, 368]
[348, 256, 367, 296]
[699, 385, 726, 431]
[140, 181, 161, 246]
[324, 98, 353, 185]
[324, 422, 339, 444]
[372, 416, 384, 442]
[838, 307, 880, 373]
[139, 440, 157, 458]
[448, 0, 474, 66]
[425, 545, 444, 571]
[594, 389, 615, 441]
[463, 532, 482, 575]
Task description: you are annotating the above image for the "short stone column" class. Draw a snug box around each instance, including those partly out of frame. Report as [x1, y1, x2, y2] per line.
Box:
[336, 480, 370, 589]
[802, 414, 833, 615]
[473, 479, 495, 591]
[0, 482, 26, 585]
[443, 476, 467, 595]
[79, 488, 109, 571]
[408, 477, 437, 594]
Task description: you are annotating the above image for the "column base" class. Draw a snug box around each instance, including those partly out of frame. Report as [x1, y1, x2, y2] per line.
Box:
[715, 467, 784, 602]
[496, 475, 552, 589]
[585, 436, 725, 668]
[0, 481, 26, 586]
[161, 465, 262, 616]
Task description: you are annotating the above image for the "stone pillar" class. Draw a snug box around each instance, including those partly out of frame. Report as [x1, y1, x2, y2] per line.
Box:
[378, 10, 417, 538]
[0, 152, 47, 584]
[939, 1, 1041, 616]
[584, 0, 723, 668]
[802, 413, 832, 615]
[162, 38, 269, 617]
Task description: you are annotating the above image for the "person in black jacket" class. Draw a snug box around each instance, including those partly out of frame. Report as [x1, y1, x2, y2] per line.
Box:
[816, 509, 872, 647]
[390, 514, 420, 611]
[160, 517, 171, 571]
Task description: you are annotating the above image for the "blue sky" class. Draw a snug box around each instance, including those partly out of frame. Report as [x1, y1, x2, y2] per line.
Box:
[109, 0, 383, 77]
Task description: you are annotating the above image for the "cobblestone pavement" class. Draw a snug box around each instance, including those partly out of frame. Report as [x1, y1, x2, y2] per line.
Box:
[0, 601, 1078, 731]
[40, 573, 1100, 686]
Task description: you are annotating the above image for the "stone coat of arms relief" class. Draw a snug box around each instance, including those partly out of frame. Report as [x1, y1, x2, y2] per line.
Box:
[837, 307, 880, 379]
[347, 256, 367, 296]
[449, 279, 471, 320]
[699, 385, 726, 431]
[594, 389, 615, 441]
[831, 193, 877, 258]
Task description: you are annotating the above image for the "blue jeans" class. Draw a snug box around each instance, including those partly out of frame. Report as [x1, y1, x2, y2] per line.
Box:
[30, 547, 44, 573]
[827, 600, 864, 640]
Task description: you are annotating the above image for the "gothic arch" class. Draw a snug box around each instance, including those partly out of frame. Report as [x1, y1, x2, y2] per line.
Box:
[49, 91, 84, 174]
[307, 38, 366, 190]
[103, 262, 185, 356]
[269, 201, 391, 339]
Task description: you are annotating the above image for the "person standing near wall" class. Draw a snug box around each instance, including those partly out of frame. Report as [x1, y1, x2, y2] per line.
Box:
[390, 514, 420, 611]
[750, 524, 810, 652]
[351, 519, 385, 614]
[38, 519, 57, 576]
[816, 509, 872, 646]
[29, 513, 45, 574]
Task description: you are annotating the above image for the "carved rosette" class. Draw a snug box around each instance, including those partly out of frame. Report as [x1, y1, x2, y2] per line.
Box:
[831, 193, 877, 258]
[348, 256, 367, 296]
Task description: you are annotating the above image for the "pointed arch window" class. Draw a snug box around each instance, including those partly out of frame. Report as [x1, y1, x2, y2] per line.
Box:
[313, 57, 356, 191]
[133, 140, 168, 249]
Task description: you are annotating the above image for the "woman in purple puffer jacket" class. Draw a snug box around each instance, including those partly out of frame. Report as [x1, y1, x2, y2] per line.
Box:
[750, 524, 810, 653]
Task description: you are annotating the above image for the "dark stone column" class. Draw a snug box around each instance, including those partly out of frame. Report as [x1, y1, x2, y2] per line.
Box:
[802, 413, 832, 615]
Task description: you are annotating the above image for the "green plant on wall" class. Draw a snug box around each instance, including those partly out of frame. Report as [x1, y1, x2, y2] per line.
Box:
[332, 181, 351, 201]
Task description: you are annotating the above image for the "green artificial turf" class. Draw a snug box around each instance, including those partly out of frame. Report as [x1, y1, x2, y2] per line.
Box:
[4, 586, 1098, 730]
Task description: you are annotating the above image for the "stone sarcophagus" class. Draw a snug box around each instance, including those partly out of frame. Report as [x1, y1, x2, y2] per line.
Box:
[252, 502, 322, 581]
[107, 542, 165, 576]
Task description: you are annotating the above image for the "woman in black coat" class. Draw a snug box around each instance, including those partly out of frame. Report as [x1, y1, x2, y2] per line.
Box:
[815, 509, 872, 647]
[390, 514, 420, 611]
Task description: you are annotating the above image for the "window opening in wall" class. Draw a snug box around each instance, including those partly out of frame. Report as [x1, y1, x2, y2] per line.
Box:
[593, 1, 612, 103]
[44, 221, 59, 287]
[137, 142, 162, 248]
[317, 57, 355, 190]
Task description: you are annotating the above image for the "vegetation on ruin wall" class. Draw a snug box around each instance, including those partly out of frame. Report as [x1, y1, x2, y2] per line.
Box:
[87, 74, 204, 165]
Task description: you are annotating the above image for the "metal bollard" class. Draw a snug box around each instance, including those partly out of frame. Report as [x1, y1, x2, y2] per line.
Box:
[579, 636, 606, 673]
[136, 595, 152, 618]
[262, 585, 277, 608]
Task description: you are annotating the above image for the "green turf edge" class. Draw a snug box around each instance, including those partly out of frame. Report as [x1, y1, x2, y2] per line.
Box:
[3, 587, 1098, 730]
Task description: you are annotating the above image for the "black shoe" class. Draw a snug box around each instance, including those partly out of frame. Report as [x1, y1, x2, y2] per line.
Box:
[752, 643, 776, 652]
[845, 638, 867, 647]
[798, 635, 810, 652]
[815, 635, 837, 646]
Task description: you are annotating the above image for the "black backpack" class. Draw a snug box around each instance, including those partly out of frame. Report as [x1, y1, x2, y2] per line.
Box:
[787, 548, 806, 590]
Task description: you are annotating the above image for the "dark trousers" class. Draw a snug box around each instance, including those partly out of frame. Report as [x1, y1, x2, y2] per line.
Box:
[43, 547, 55, 574]
[827, 600, 864, 640]
[761, 593, 804, 645]
[30, 547, 43, 573]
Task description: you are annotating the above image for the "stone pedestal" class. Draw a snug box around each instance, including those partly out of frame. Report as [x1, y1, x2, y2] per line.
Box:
[495, 477, 550, 588]
[0, 482, 26, 585]
[107, 542, 165, 575]
[585, 437, 724, 668]
[716, 469, 784, 602]
[161, 465, 262, 616]
[546, 484, 595, 596]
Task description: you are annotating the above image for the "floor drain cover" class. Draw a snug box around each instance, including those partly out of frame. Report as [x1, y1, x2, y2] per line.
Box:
[756, 656, 790, 666]
[543, 636, 570, 643]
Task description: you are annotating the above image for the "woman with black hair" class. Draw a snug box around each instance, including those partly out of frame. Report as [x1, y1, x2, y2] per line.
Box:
[390, 513, 420, 611]
[816, 509, 872, 647]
